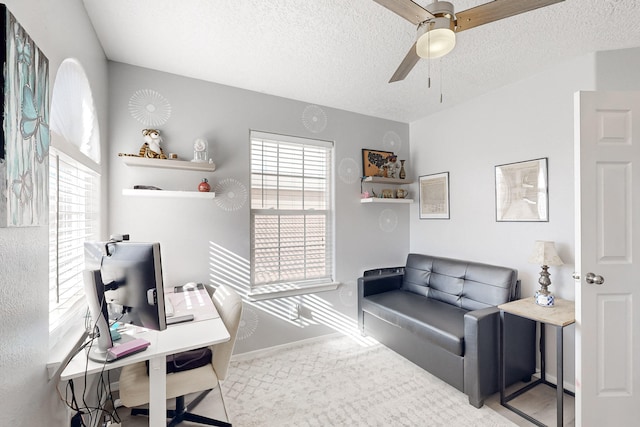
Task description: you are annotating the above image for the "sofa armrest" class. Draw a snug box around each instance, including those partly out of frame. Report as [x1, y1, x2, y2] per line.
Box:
[362, 266, 405, 277]
[358, 273, 403, 298]
[512, 279, 521, 301]
[463, 307, 500, 408]
[357, 273, 403, 333]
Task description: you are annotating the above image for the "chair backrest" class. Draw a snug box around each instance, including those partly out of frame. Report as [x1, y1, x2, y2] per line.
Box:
[211, 284, 243, 381]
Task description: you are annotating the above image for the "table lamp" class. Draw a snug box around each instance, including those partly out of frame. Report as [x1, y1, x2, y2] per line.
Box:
[528, 240, 563, 307]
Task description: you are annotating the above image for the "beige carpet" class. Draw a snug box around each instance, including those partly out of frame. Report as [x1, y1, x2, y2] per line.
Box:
[221, 335, 517, 427]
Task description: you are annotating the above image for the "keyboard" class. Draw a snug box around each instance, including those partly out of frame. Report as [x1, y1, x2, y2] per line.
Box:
[165, 297, 174, 317]
[166, 314, 194, 325]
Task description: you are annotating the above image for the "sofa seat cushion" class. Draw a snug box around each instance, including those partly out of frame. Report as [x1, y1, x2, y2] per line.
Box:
[362, 290, 467, 356]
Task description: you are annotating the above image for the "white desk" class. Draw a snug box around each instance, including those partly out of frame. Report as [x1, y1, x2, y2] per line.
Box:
[61, 290, 230, 427]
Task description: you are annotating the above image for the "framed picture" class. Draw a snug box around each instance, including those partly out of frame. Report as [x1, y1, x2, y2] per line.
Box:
[0, 5, 50, 227]
[362, 148, 393, 177]
[419, 172, 450, 219]
[495, 158, 548, 222]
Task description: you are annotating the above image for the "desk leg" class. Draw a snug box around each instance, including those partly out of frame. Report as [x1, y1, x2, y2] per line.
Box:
[148, 355, 167, 427]
[556, 325, 563, 427]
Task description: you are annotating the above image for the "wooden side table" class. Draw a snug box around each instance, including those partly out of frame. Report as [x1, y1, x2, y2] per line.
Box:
[499, 297, 575, 427]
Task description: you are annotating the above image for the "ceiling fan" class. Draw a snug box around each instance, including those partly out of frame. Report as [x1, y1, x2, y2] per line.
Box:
[373, 0, 565, 82]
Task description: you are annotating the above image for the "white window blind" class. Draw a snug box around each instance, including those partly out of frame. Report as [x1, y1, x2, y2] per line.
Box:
[48, 59, 101, 339]
[49, 147, 100, 332]
[250, 131, 333, 288]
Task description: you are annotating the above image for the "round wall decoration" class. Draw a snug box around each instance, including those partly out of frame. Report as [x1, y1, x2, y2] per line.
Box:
[214, 178, 248, 211]
[338, 157, 360, 184]
[237, 307, 259, 341]
[302, 104, 327, 133]
[339, 281, 357, 307]
[379, 209, 398, 233]
[128, 89, 172, 126]
[383, 131, 402, 152]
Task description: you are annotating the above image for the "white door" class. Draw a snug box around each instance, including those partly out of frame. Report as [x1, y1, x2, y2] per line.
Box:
[575, 91, 640, 426]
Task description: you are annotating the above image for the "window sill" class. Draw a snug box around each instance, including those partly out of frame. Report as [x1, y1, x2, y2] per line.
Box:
[248, 282, 340, 301]
[47, 325, 88, 380]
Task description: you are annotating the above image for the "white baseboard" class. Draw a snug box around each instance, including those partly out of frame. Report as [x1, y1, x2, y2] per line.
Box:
[529, 369, 575, 394]
[539, 371, 576, 394]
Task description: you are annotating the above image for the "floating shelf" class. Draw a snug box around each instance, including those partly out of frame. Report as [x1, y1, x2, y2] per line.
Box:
[362, 176, 412, 184]
[122, 189, 216, 199]
[360, 198, 413, 204]
[120, 156, 216, 172]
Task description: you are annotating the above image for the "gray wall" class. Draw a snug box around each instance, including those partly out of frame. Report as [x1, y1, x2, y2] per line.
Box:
[0, 1, 109, 426]
[596, 47, 640, 90]
[107, 62, 410, 353]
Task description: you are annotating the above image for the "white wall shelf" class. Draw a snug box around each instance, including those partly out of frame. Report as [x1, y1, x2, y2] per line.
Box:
[360, 198, 413, 204]
[120, 156, 216, 172]
[122, 189, 216, 199]
[361, 176, 413, 203]
[362, 176, 412, 184]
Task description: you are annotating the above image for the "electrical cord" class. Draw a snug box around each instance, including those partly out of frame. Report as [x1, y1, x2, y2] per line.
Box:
[55, 303, 115, 426]
[57, 237, 130, 426]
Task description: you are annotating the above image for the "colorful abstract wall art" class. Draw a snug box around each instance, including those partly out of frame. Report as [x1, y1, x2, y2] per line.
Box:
[0, 5, 50, 227]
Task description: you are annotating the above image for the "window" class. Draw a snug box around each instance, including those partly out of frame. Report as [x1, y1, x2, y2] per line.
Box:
[48, 59, 100, 337]
[49, 148, 99, 332]
[250, 131, 334, 290]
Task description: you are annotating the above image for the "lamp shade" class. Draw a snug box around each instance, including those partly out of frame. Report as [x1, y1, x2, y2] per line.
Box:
[416, 16, 456, 59]
[528, 241, 564, 266]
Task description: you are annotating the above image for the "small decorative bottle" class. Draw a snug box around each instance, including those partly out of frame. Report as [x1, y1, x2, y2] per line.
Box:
[198, 178, 211, 192]
[399, 160, 406, 180]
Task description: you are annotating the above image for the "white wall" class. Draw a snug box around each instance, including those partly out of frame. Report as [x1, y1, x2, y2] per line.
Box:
[107, 62, 410, 353]
[409, 53, 598, 387]
[0, 1, 108, 426]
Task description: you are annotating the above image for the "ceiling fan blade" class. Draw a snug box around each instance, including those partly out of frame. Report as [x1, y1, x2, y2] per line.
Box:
[389, 42, 420, 83]
[372, 0, 434, 26]
[455, 0, 565, 32]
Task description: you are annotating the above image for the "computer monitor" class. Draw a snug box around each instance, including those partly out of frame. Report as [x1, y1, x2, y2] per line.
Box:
[83, 240, 167, 362]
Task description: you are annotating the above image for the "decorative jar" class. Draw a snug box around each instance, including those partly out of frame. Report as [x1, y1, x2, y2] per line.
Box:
[198, 178, 211, 192]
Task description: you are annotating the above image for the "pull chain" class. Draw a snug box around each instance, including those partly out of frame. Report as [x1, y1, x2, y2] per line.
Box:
[427, 29, 431, 89]
[439, 58, 444, 103]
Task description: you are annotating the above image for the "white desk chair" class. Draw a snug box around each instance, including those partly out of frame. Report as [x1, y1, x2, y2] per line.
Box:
[119, 284, 243, 426]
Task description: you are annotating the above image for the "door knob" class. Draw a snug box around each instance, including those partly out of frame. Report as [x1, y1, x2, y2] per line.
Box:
[585, 272, 605, 285]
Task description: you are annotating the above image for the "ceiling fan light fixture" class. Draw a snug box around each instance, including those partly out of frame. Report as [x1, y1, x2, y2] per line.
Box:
[379, 0, 566, 83]
[416, 17, 456, 59]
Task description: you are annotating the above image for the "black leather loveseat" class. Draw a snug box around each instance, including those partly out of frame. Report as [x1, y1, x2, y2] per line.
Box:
[358, 253, 535, 408]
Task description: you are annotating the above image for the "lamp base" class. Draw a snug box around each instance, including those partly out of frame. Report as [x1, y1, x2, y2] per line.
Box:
[535, 291, 555, 307]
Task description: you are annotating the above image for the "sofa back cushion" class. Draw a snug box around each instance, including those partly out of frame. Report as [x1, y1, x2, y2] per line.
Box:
[403, 254, 433, 297]
[402, 253, 517, 310]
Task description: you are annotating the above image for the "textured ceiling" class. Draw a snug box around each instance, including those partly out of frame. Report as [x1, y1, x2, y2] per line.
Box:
[81, 0, 640, 123]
